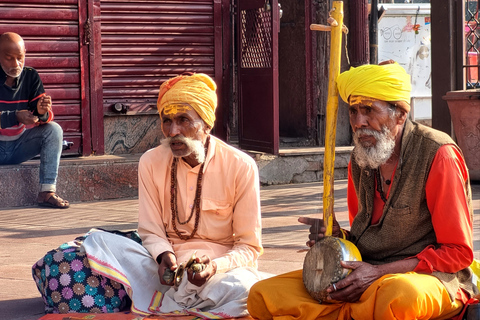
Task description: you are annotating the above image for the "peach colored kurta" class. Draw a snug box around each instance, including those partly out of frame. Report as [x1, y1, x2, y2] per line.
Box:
[137, 135, 263, 273]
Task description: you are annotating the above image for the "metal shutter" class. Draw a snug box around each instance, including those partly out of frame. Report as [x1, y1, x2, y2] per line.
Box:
[0, 0, 85, 155]
[100, 0, 217, 114]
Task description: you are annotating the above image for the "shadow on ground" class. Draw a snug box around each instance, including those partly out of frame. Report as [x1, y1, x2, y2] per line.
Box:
[0, 297, 45, 320]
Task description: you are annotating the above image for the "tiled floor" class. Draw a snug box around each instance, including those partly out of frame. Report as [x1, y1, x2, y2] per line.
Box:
[1, 180, 479, 320]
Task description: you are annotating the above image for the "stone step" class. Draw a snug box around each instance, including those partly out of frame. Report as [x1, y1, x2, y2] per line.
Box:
[0, 154, 140, 208]
[0, 147, 353, 208]
[252, 146, 353, 185]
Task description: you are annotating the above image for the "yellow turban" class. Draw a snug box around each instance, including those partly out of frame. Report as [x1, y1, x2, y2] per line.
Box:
[157, 73, 217, 128]
[336, 63, 412, 113]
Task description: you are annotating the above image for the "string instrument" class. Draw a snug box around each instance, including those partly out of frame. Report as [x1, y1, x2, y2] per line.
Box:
[302, 1, 362, 303]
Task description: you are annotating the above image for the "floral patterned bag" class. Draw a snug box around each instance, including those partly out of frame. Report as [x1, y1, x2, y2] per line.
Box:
[32, 228, 142, 314]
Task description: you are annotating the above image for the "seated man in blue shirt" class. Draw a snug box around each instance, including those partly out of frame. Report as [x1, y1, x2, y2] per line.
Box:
[0, 32, 68, 208]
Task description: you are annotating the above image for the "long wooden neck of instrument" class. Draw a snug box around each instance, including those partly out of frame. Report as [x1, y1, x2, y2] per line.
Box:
[322, 1, 343, 237]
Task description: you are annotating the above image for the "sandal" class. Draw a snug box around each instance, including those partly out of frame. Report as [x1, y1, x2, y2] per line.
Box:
[37, 192, 70, 209]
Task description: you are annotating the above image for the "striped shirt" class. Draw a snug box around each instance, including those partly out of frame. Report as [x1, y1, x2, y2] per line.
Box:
[0, 66, 52, 140]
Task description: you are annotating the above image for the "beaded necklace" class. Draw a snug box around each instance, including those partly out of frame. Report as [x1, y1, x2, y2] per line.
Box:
[375, 169, 388, 203]
[375, 157, 400, 203]
[170, 137, 210, 240]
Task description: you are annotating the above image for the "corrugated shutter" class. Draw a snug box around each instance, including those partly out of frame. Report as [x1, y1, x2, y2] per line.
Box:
[100, 0, 216, 114]
[0, 0, 84, 155]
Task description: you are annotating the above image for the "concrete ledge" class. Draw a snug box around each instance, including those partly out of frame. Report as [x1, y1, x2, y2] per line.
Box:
[0, 154, 141, 208]
[253, 146, 353, 185]
[0, 147, 354, 207]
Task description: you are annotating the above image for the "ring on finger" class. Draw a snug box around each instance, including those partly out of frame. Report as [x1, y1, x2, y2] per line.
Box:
[332, 283, 337, 291]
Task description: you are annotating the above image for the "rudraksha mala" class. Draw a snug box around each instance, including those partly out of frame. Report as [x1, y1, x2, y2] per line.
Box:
[170, 137, 210, 240]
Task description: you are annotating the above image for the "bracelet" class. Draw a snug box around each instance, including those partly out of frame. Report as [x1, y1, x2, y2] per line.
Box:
[339, 228, 347, 240]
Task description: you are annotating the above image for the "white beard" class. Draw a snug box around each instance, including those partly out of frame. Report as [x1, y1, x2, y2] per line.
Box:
[161, 136, 206, 164]
[1, 63, 23, 78]
[353, 126, 395, 169]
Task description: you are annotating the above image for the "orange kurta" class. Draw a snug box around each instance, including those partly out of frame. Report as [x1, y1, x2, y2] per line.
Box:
[137, 135, 263, 273]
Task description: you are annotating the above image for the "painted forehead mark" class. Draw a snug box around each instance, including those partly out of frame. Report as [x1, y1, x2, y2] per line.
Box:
[349, 96, 378, 107]
[163, 104, 193, 116]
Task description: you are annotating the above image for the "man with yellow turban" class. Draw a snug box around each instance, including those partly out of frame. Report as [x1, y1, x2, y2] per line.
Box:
[247, 61, 478, 319]
[81, 73, 264, 317]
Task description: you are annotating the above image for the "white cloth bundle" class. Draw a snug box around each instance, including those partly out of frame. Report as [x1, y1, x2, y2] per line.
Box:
[83, 230, 269, 318]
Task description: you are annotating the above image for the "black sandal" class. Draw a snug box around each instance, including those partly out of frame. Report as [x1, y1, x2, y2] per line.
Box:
[38, 192, 70, 209]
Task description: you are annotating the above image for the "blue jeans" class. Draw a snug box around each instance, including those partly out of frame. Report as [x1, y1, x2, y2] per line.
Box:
[0, 122, 63, 192]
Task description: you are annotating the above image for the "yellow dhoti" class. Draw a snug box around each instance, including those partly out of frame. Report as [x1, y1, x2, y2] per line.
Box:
[247, 270, 463, 320]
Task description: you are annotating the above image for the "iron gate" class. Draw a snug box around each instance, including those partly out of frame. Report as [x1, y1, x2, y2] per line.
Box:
[465, 0, 480, 88]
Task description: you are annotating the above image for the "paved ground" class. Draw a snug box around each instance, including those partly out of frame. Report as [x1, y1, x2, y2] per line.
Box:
[1, 180, 480, 320]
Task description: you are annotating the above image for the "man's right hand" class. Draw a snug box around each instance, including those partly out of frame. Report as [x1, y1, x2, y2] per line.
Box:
[16, 109, 38, 125]
[298, 216, 342, 247]
[157, 251, 178, 286]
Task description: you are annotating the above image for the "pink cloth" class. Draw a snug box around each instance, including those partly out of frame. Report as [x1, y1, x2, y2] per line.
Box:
[138, 135, 263, 273]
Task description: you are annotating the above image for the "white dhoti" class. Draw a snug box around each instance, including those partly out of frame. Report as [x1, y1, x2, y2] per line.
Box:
[82, 231, 266, 318]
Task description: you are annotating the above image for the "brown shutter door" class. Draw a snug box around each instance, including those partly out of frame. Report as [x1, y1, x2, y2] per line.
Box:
[100, 0, 216, 115]
[0, 0, 84, 155]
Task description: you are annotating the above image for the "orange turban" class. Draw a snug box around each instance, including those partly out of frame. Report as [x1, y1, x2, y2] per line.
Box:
[157, 73, 217, 128]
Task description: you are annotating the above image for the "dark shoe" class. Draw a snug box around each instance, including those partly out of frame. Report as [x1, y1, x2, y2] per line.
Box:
[37, 192, 70, 209]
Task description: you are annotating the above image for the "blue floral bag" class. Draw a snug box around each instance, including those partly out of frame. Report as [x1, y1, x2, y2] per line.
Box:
[32, 228, 142, 314]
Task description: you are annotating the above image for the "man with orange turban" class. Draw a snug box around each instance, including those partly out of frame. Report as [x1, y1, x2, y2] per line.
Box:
[81, 73, 264, 317]
[247, 61, 478, 319]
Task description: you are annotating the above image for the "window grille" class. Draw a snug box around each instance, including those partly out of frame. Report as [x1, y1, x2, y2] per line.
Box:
[465, 0, 480, 88]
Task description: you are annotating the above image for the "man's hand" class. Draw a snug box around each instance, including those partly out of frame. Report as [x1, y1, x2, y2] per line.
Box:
[16, 109, 38, 125]
[187, 254, 217, 287]
[298, 216, 342, 247]
[157, 251, 178, 286]
[326, 261, 382, 303]
[325, 258, 420, 303]
[36, 95, 52, 116]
